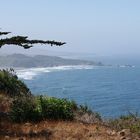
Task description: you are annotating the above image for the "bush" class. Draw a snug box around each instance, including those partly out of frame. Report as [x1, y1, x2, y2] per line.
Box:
[0, 69, 31, 97]
[10, 97, 42, 122]
[10, 96, 78, 122]
[39, 96, 76, 120]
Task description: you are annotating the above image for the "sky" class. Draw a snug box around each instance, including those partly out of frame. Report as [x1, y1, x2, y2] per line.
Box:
[1, 0, 140, 59]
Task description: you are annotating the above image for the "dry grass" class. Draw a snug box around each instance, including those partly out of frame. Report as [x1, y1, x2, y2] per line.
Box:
[0, 119, 121, 140]
[0, 92, 131, 140]
[107, 114, 140, 139]
[0, 93, 120, 140]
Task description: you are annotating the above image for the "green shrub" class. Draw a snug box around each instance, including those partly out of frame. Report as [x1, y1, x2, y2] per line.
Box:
[0, 69, 31, 97]
[10, 96, 78, 122]
[10, 97, 42, 122]
[39, 96, 76, 120]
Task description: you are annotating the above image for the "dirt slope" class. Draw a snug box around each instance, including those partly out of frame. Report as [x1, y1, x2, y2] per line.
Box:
[0, 119, 123, 140]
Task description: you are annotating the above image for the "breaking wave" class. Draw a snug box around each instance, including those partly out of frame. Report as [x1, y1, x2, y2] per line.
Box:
[16, 65, 95, 80]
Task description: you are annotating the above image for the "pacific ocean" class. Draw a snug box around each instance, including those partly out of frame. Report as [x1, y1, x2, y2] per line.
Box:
[17, 66, 140, 118]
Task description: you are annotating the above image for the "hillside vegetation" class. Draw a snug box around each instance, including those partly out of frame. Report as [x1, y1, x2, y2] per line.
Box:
[0, 69, 140, 140]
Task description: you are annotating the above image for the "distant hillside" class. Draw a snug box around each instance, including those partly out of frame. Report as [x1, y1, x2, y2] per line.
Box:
[0, 54, 103, 68]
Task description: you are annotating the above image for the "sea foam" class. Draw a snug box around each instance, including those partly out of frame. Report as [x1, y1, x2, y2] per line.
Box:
[16, 65, 95, 80]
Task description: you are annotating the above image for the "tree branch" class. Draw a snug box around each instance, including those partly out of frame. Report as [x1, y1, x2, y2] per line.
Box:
[0, 32, 66, 49]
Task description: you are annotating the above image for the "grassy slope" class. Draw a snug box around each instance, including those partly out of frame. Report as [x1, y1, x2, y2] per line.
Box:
[0, 92, 121, 140]
[1, 119, 120, 140]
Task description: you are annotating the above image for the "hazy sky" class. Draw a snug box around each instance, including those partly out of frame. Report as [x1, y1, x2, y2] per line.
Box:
[1, 0, 140, 57]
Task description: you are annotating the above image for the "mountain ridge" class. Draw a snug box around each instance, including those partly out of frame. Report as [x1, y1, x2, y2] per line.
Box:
[0, 54, 103, 68]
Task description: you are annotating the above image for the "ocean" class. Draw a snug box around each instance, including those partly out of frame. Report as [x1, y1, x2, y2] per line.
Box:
[16, 66, 140, 118]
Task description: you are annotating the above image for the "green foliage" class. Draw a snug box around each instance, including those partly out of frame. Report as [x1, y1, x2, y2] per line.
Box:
[10, 97, 41, 122]
[39, 96, 76, 120]
[10, 96, 78, 122]
[0, 69, 31, 97]
[0, 31, 66, 49]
